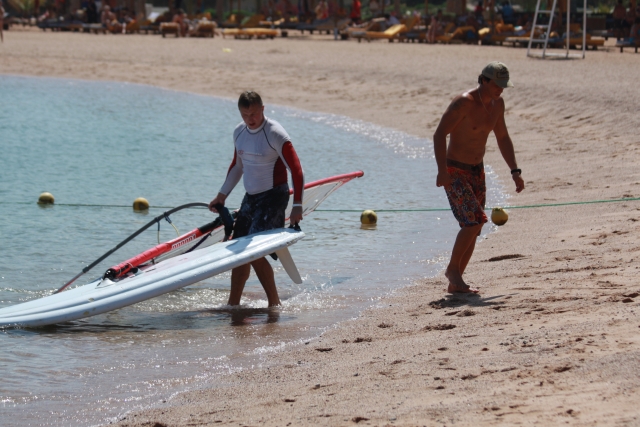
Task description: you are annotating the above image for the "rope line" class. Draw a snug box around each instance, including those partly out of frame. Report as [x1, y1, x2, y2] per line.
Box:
[2, 196, 639, 212]
[318, 196, 640, 212]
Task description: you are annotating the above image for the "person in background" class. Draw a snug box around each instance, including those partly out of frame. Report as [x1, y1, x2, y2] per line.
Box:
[625, 1, 636, 35]
[315, 0, 328, 19]
[626, 16, 640, 42]
[369, 0, 379, 17]
[427, 9, 442, 43]
[474, 0, 483, 18]
[172, 8, 188, 36]
[86, 0, 98, 23]
[284, 0, 297, 21]
[466, 11, 480, 31]
[350, 0, 361, 24]
[386, 11, 399, 25]
[101, 5, 113, 26]
[613, 0, 626, 39]
[501, 1, 514, 24]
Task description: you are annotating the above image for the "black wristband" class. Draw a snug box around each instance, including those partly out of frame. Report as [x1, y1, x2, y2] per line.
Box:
[511, 168, 522, 175]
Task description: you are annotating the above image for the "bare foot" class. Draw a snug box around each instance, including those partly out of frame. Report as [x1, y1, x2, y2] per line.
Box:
[447, 283, 480, 294]
[445, 270, 480, 294]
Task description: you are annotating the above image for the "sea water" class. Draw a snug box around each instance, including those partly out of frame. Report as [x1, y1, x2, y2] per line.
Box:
[0, 75, 506, 426]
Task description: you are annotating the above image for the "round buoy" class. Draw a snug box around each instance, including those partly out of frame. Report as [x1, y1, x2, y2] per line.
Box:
[360, 209, 378, 225]
[133, 197, 150, 211]
[491, 208, 509, 226]
[38, 192, 55, 205]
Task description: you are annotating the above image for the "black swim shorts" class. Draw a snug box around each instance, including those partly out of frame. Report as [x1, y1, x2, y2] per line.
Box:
[232, 183, 290, 239]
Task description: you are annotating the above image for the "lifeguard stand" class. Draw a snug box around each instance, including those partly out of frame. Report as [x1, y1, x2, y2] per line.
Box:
[527, 0, 588, 59]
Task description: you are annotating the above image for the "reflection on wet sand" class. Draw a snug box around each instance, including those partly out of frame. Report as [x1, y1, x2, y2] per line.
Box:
[203, 307, 281, 326]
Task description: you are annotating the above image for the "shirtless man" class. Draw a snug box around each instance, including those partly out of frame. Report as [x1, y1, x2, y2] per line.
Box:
[101, 5, 118, 31]
[434, 62, 525, 294]
[172, 9, 188, 37]
[209, 91, 304, 307]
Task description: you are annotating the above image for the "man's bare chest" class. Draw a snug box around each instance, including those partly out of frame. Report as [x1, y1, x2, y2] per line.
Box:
[458, 113, 497, 135]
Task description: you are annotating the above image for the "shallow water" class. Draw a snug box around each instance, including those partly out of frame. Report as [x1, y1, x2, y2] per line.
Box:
[0, 75, 506, 426]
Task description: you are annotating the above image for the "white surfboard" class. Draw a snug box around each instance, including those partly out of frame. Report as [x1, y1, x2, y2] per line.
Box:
[0, 229, 304, 328]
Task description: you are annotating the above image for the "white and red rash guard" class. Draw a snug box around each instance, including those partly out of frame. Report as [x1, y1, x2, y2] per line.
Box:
[219, 117, 304, 202]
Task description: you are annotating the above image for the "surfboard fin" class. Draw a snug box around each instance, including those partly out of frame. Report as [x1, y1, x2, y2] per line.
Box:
[274, 246, 302, 284]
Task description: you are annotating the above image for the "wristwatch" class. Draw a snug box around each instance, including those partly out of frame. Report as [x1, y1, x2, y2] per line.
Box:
[510, 168, 522, 175]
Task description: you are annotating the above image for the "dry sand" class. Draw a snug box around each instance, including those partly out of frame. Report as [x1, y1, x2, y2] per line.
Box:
[2, 27, 640, 426]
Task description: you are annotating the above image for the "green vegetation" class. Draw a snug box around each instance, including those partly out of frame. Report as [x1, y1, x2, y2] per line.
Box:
[7, 0, 36, 16]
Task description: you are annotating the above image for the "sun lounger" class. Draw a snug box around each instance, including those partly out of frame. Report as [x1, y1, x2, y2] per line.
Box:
[504, 35, 555, 48]
[124, 21, 140, 34]
[569, 36, 604, 49]
[260, 18, 284, 27]
[315, 18, 351, 34]
[429, 22, 464, 43]
[239, 14, 265, 28]
[549, 33, 605, 50]
[479, 23, 521, 45]
[362, 23, 406, 42]
[139, 20, 159, 34]
[222, 27, 278, 39]
[220, 14, 239, 28]
[396, 15, 425, 42]
[297, 18, 329, 34]
[83, 23, 107, 34]
[398, 28, 428, 42]
[194, 12, 213, 21]
[436, 25, 476, 44]
[368, 23, 406, 41]
[38, 19, 83, 32]
[343, 17, 385, 39]
[615, 39, 640, 52]
[190, 21, 216, 37]
[160, 22, 179, 37]
[221, 14, 267, 37]
[503, 28, 543, 47]
[67, 22, 83, 32]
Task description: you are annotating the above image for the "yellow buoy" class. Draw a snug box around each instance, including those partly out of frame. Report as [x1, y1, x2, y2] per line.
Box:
[133, 197, 150, 211]
[360, 209, 378, 225]
[491, 208, 509, 226]
[38, 192, 55, 205]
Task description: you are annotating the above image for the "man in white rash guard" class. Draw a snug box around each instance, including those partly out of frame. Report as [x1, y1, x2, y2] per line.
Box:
[209, 91, 305, 307]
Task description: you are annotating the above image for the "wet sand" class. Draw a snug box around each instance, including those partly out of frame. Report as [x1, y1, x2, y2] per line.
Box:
[2, 27, 640, 426]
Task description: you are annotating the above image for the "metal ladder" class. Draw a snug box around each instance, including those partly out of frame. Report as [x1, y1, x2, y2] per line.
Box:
[526, 0, 587, 59]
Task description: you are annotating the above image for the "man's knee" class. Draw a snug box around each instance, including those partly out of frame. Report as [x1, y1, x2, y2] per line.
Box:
[250, 257, 271, 270]
[461, 223, 483, 236]
[232, 264, 251, 281]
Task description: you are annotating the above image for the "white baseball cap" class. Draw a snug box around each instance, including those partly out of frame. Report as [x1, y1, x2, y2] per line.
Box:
[481, 61, 514, 88]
